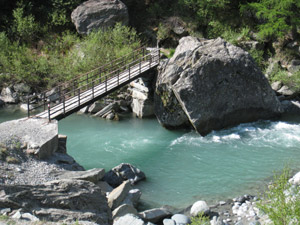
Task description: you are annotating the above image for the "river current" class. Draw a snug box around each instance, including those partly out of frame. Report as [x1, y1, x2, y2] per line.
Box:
[1, 106, 300, 209]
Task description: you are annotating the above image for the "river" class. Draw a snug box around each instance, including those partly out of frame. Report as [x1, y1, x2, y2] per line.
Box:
[1, 106, 300, 209]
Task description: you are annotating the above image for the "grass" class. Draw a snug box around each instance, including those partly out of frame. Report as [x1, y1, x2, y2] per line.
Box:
[257, 167, 300, 225]
[190, 213, 210, 225]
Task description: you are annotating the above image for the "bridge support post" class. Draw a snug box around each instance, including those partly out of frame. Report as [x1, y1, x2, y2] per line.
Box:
[92, 81, 94, 99]
[105, 76, 107, 92]
[63, 93, 65, 116]
[78, 89, 80, 106]
[48, 103, 51, 122]
[27, 97, 30, 118]
[43, 93, 46, 110]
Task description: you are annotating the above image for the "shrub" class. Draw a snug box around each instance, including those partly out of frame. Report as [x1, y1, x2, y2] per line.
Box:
[258, 167, 300, 225]
[190, 213, 210, 225]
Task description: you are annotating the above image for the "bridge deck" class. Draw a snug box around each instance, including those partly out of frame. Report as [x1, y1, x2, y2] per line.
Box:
[33, 49, 159, 120]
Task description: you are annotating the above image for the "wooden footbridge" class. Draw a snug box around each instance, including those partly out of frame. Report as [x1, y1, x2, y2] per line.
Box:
[27, 47, 160, 120]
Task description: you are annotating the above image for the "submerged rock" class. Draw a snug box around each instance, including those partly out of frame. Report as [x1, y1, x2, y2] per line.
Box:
[71, 0, 129, 35]
[155, 37, 282, 135]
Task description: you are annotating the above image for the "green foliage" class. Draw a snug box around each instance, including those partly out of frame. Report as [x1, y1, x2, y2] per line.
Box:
[242, 0, 300, 40]
[271, 69, 300, 93]
[258, 167, 300, 224]
[0, 23, 141, 90]
[248, 48, 266, 70]
[11, 4, 39, 43]
[157, 23, 170, 41]
[190, 213, 210, 225]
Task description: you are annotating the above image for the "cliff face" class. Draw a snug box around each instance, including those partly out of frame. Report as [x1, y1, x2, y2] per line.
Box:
[155, 36, 283, 135]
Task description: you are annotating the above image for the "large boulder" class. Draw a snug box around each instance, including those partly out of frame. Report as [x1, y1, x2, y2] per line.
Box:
[71, 0, 129, 35]
[155, 37, 282, 135]
[0, 179, 112, 224]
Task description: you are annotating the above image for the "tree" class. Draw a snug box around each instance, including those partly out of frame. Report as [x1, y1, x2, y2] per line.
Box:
[242, 0, 300, 40]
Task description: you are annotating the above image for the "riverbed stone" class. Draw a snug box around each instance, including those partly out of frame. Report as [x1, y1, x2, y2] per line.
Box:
[289, 171, 300, 185]
[88, 102, 104, 114]
[112, 204, 138, 221]
[121, 188, 142, 207]
[277, 85, 295, 96]
[71, 0, 129, 35]
[113, 214, 145, 225]
[163, 218, 176, 225]
[54, 168, 105, 183]
[155, 36, 282, 135]
[108, 180, 132, 210]
[190, 200, 210, 216]
[0, 86, 19, 104]
[138, 207, 172, 223]
[281, 100, 300, 115]
[97, 181, 114, 194]
[171, 214, 191, 225]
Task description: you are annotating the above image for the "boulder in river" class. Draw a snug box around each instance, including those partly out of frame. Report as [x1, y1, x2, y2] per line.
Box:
[103, 163, 146, 187]
[0, 86, 19, 104]
[71, 0, 129, 35]
[155, 36, 283, 135]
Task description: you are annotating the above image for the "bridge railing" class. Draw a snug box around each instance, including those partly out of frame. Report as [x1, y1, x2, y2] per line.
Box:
[27, 47, 160, 119]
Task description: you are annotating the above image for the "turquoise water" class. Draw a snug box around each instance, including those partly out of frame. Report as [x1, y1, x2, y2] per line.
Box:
[1, 107, 300, 209]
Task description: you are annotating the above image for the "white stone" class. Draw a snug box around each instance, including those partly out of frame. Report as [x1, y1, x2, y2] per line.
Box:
[113, 214, 145, 225]
[289, 171, 300, 185]
[21, 213, 39, 222]
[190, 200, 210, 216]
[163, 218, 176, 225]
[171, 214, 190, 224]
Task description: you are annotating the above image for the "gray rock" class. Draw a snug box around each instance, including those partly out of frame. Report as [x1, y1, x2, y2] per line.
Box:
[108, 180, 132, 210]
[71, 0, 129, 35]
[271, 81, 283, 91]
[11, 210, 22, 219]
[55, 168, 105, 183]
[277, 85, 295, 96]
[132, 98, 154, 118]
[0, 86, 19, 103]
[97, 181, 114, 193]
[155, 37, 282, 135]
[104, 163, 146, 187]
[0, 99, 4, 107]
[0, 179, 111, 224]
[113, 213, 145, 225]
[112, 204, 138, 221]
[0, 118, 58, 159]
[20, 103, 33, 111]
[0, 208, 11, 214]
[190, 200, 210, 216]
[287, 59, 300, 73]
[46, 88, 60, 102]
[210, 216, 225, 225]
[21, 212, 39, 221]
[13, 83, 31, 94]
[88, 102, 104, 114]
[94, 102, 119, 117]
[57, 134, 67, 153]
[138, 207, 172, 223]
[163, 218, 176, 225]
[121, 188, 142, 207]
[106, 112, 115, 120]
[281, 100, 300, 115]
[78, 105, 90, 114]
[171, 214, 191, 225]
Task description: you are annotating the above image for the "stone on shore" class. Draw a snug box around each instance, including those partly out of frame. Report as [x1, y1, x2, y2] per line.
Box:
[107, 180, 132, 210]
[121, 188, 142, 207]
[113, 214, 145, 225]
[0, 179, 112, 224]
[54, 168, 105, 183]
[138, 207, 172, 223]
[190, 200, 210, 216]
[289, 171, 300, 185]
[112, 204, 138, 221]
[0, 86, 19, 103]
[103, 163, 146, 187]
[71, 0, 129, 35]
[0, 118, 58, 159]
[155, 36, 282, 135]
[171, 214, 191, 225]
[163, 218, 176, 225]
